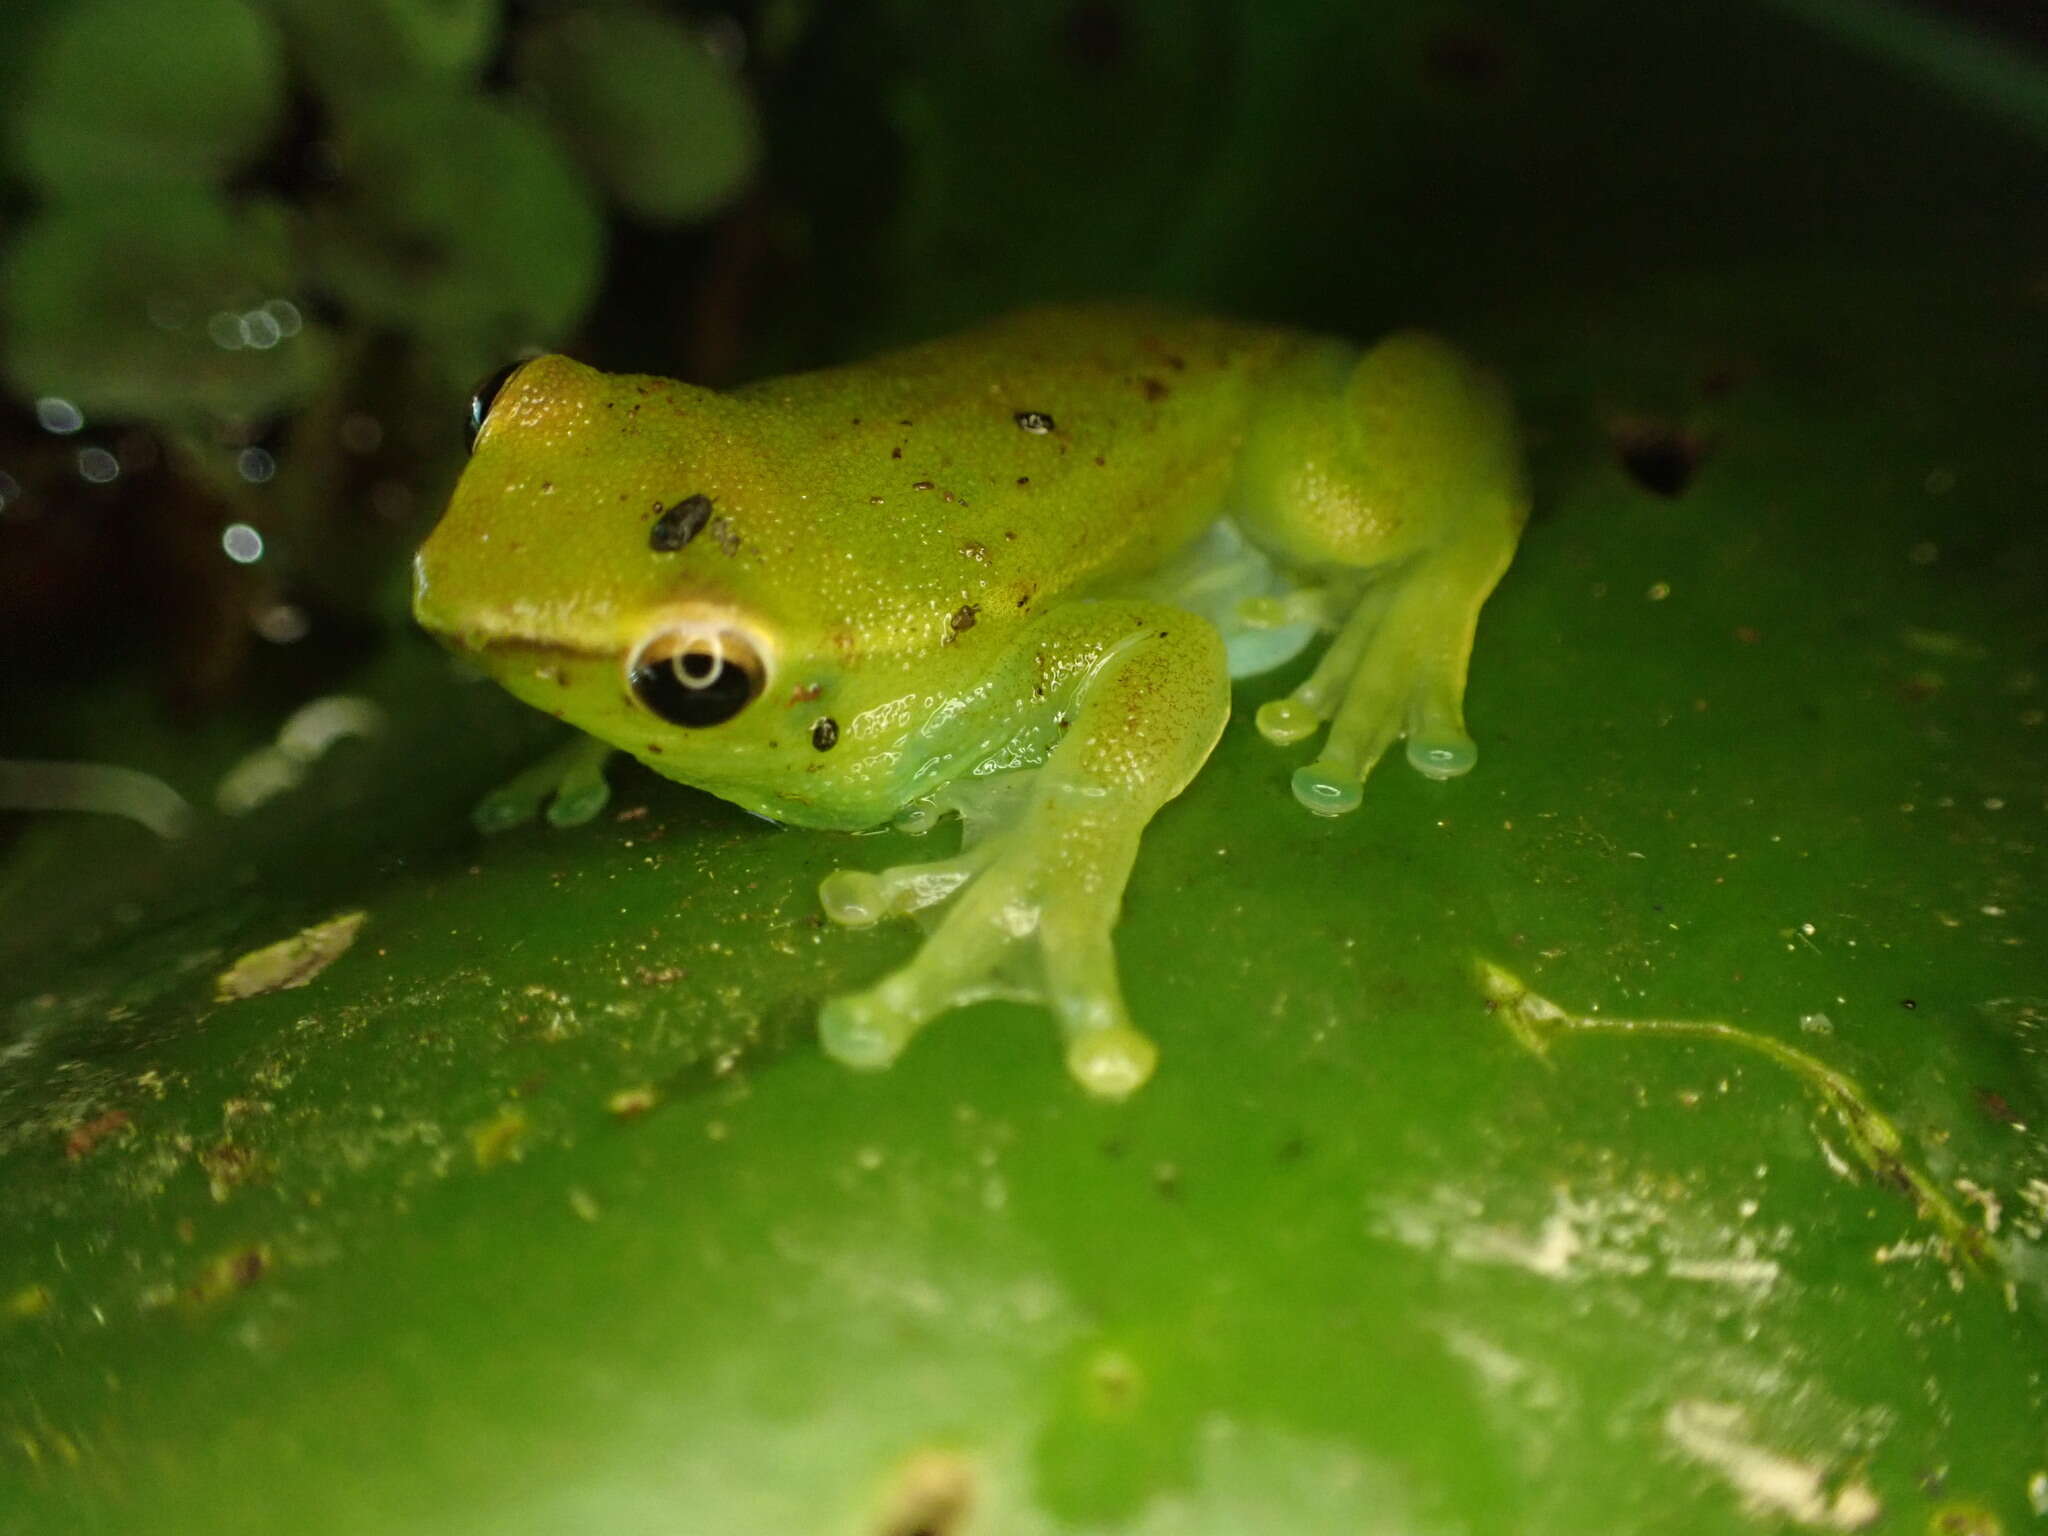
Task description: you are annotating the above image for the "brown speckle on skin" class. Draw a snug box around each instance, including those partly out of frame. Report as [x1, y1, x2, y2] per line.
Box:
[950, 604, 979, 633]
[1093, 455, 1106, 467]
[1140, 377, 1168, 402]
[891, 446, 903, 459]
[1016, 476, 1030, 486]
[646, 742, 665, 754]
[788, 682, 822, 705]
[1164, 354, 1186, 371]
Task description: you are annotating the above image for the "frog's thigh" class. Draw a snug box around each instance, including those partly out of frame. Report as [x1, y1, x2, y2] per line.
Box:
[1246, 332, 1527, 815]
[818, 603, 1230, 1098]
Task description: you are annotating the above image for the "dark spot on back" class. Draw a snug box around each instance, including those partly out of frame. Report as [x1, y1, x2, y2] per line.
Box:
[1139, 377, 1168, 402]
[649, 493, 713, 551]
[950, 604, 979, 633]
[810, 717, 839, 751]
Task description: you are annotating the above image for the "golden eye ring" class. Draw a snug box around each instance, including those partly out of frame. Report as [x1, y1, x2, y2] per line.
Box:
[627, 627, 767, 727]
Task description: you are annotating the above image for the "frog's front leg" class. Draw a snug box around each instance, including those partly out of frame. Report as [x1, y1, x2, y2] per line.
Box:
[1242, 331, 1528, 816]
[816, 603, 1230, 1098]
[471, 732, 618, 833]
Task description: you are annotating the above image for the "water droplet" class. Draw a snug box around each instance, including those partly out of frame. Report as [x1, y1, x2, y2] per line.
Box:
[35, 397, 83, 434]
[240, 308, 281, 350]
[253, 603, 309, 644]
[222, 523, 264, 563]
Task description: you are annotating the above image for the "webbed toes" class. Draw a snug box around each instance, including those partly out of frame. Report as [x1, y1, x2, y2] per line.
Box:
[1065, 1026, 1157, 1098]
[1290, 761, 1364, 817]
[472, 785, 543, 835]
[1405, 729, 1477, 781]
[818, 988, 915, 1070]
[472, 738, 617, 835]
[1255, 697, 1321, 745]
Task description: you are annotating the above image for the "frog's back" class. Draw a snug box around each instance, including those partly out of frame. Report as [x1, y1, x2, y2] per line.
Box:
[723, 304, 1314, 641]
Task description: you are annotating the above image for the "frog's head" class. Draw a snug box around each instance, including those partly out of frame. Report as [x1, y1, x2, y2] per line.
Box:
[413, 356, 894, 828]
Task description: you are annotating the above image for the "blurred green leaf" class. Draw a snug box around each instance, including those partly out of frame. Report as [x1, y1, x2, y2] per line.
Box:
[0, 192, 328, 423]
[9, 0, 284, 194]
[515, 4, 761, 225]
[258, 0, 499, 110]
[309, 93, 605, 392]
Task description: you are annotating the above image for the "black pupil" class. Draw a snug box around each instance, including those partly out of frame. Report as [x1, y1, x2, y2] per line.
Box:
[466, 361, 524, 452]
[630, 652, 755, 727]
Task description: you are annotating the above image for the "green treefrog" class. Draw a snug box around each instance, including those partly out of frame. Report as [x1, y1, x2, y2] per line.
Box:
[414, 304, 1527, 1098]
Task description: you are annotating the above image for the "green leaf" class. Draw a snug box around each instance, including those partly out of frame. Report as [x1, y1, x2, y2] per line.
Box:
[9, 0, 284, 193]
[0, 193, 328, 423]
[307, 93, 605, 389]
[257, 0, 500, 110]
[516, 5, 760, 225]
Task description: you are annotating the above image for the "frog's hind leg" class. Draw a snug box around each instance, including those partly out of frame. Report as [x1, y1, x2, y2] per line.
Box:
[816, 604, 1230, 1098]
[1245, 331, 1527, 816]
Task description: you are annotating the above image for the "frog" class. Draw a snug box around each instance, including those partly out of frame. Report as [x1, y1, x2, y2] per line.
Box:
[412, 304, 1528, 1098]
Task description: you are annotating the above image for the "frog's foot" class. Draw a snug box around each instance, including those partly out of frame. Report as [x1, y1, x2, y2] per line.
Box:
[1254, 569, 1483, 816]
[817, 796, 1159, 1099]
[1255, 480, 1530, 822]
[472, 734, 618, 833]
[813, 604, 1231, 1098]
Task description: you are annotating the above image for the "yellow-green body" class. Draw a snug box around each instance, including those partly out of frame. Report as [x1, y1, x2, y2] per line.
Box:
[415, 304, 1527, 1095]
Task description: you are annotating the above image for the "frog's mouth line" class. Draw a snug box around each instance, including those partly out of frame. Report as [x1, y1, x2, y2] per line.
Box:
[461, 634, 610, 662]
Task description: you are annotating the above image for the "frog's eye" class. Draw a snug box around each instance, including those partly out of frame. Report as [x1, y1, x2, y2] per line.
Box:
[465, 361, 527, 453]
[628, 628, 766, 728]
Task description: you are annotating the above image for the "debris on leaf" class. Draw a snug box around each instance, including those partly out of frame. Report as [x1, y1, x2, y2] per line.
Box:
[215, 910, 366, 1001]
